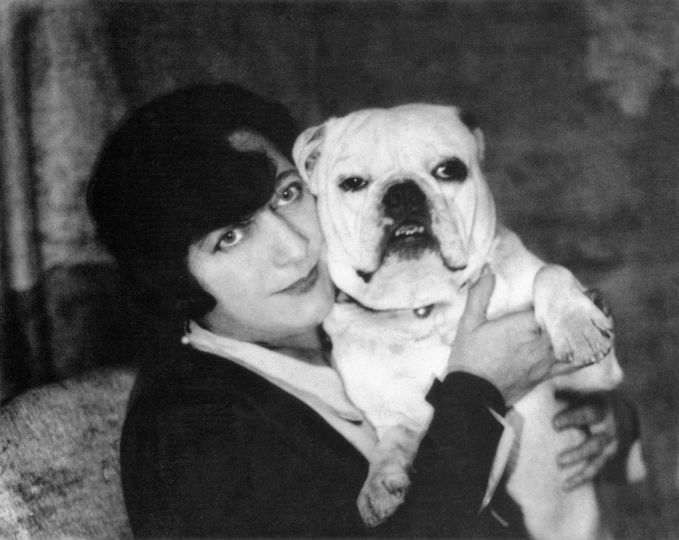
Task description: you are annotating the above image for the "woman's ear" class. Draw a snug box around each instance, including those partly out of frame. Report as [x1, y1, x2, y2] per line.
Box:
[292, 123, 328, 194]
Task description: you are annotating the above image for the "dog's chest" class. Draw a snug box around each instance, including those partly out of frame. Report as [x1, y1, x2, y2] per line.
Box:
[326, 301, 453, 384]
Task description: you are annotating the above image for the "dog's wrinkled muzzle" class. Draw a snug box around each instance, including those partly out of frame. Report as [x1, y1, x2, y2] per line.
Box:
[353, 179, 470, 286]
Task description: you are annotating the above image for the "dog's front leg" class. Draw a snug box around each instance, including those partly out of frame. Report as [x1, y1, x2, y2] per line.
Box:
[488, 228, 613, 366]
[338, 369, 436, 527]
[326, 301, 447, 527]
[357, 420, 424, 527]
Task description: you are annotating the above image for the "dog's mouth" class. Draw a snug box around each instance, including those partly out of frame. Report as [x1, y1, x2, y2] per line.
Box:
[355, 181, 468, 284]
[384, 217, 438, 257]
[355, 218, 468, 284]
[355, 218, 436, 284]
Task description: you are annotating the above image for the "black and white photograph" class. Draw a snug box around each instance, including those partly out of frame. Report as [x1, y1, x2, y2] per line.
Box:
[0, 0, 677, 538]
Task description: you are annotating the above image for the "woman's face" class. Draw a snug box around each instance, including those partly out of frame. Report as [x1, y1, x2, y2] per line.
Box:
[187, 130, 335, 345]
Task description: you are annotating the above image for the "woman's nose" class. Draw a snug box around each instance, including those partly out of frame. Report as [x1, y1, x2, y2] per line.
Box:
[267, 213, 309, 265]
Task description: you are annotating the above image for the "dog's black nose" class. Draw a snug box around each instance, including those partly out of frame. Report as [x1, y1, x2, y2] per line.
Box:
[382, 181, 427, 217]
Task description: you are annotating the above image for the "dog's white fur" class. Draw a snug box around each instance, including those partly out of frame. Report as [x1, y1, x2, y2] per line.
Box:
[293, 104, 623, 539]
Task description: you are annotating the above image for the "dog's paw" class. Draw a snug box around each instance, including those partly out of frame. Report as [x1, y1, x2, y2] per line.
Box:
[357, 465, 411, 528]
[547, 301, 613, 365]
[534, 266, 614, 365]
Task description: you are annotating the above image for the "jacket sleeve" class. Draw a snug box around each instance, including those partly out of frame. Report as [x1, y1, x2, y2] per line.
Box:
[121, 384, 371, 538]
[121, 403, 261, 538]
[380, 371, 508, 537]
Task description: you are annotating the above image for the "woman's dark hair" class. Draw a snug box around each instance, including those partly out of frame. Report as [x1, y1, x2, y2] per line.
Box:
[87, 82, 300, 320]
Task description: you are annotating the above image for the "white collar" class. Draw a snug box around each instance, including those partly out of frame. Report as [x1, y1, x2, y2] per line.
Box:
[185, 320, 377, 459]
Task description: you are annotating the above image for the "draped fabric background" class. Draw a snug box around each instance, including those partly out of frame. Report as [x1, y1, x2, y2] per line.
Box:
[0, 0, 678, 536]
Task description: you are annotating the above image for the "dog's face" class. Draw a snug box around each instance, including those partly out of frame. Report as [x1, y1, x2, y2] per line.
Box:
[293, 104, 497, 310]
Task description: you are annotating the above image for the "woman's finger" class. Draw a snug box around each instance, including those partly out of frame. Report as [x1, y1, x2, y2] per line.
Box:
[562, 439, 619, 491]
[557, 432, 615, 467]
[553, 403, 607, 431]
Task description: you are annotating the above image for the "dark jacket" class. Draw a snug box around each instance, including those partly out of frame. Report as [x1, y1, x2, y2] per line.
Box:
[120, 340, 526, 538]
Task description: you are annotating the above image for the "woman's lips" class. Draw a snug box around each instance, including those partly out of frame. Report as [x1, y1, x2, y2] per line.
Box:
[278, 264, 320, 295]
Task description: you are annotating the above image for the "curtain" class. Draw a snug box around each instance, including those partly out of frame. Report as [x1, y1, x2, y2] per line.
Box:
[0, 0, 127, 401]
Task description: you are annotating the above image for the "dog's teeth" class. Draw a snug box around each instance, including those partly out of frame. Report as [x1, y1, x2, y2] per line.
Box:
[395, 225, 425, 237]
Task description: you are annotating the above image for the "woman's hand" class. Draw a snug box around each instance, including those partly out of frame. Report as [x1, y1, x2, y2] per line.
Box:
[552, 392, 618, 490]
[446, 266, 581, 406]
[553, 390, 644, 489]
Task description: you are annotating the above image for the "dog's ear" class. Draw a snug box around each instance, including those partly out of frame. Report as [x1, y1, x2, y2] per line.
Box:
[459, 110, 485, 164]
[292, 124, 327, 193]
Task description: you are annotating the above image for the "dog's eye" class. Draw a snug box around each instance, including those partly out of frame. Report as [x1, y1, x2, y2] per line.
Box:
[433, 159, 468, 182]
[339, 176, 369, 192]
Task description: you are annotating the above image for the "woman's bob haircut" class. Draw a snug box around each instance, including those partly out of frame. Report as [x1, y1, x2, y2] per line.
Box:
[87, 82, 300, 320]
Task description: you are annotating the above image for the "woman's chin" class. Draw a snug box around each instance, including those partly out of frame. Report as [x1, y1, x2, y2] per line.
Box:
[291, 292, 335, 329]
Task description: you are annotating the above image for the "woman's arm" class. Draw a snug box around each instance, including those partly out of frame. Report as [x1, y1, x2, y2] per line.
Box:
[445, 266, 580, 406]
[376, 269, 575, 537]
[380, 372, 511, 537]
[384, 271, 638, 537]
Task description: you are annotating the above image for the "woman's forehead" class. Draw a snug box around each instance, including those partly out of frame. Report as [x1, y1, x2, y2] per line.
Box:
[228, 128, 298, 186]
[227, 129, 276, 155]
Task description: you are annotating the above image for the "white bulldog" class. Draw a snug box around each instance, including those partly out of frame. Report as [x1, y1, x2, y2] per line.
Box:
[293, 104, 623, 539]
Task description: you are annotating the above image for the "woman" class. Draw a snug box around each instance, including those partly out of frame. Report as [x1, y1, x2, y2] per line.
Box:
[87, 83, 625, 538]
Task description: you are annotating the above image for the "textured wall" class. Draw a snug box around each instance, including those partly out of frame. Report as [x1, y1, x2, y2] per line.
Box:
[585, 0, 679, 117]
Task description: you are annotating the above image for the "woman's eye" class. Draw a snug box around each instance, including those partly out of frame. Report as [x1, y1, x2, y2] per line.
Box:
[277, 182, 303, 206]
[339, 176, 369, 192]
[215, 228, 245, 251]
[278, 182, 302, 203]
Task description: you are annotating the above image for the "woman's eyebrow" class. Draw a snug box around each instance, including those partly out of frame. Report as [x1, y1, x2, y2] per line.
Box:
[275, 169, 299, 185]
